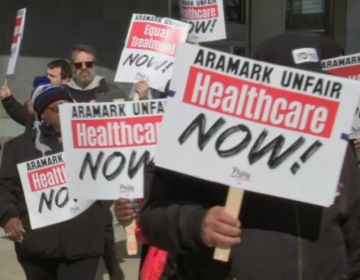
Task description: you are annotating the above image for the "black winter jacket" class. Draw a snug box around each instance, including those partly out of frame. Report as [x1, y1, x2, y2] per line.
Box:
[1, 95, 33, 131]
[0, 127, 107, 259]
[140, 144, 360, 280]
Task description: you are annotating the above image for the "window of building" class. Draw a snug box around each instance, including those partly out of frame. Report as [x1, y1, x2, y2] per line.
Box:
[285, 0, 328, 32]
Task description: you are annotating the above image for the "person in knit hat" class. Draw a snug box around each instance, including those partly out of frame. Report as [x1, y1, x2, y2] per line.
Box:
[0, 77, 123, 280]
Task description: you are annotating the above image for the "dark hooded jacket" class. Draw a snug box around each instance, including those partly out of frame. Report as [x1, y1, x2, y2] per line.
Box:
[140, 35, 360, 280]
[0, 126, 106, 258]
[1, 96, 33, 131]
[64, 76, 128, 103]
[140, 144, 360, 280]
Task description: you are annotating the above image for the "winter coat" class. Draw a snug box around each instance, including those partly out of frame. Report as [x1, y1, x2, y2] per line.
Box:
[0, 126, 107, 259]
[140, 144, 360, 280]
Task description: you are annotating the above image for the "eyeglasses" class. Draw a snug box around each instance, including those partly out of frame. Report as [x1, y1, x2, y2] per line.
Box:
[73, 61, 94, 69]
[46, 105, 59, 113]
[45, 102, 68, 114]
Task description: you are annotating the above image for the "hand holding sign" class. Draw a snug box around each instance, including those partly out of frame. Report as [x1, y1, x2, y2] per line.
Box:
[114, 198, 139, 224]
[135, 80, 150, 100]
[1, 84, 11, 100]
[201, 206, 241, 247]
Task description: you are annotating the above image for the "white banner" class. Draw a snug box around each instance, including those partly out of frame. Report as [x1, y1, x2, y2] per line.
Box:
[179, 0, 226, 43]
[155, 43, 360, 207]
[7, 8, 26, 77]
[115, 14, 189, 91]
[17, 153, 94, 229]
[322, 54, 360, 139]
[60, 100, 166, 200]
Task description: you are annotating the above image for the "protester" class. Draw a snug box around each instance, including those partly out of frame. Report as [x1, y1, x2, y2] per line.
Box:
[115, 165, 177, 280]
[315, 35, 343, 60]
[0, 60, 72, 130]
[139, 34, 360, 280]
[66, 44, 135, 102]
[114, 81, 175, 280]
[0, 79, 115, 280]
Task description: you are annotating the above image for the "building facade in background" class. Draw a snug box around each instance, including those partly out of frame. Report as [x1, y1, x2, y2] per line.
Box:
[0, 0, 358, 142]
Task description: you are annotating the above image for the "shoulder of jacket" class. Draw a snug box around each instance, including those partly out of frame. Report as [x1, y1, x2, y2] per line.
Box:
[104, 82, 127, 98]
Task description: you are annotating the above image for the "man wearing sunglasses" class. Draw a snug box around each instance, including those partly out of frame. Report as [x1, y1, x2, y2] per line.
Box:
[66, 44, 129, 280]
[65, 44, 131, 103]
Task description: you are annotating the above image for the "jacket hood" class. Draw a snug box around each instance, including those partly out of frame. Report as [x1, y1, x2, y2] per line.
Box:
[67, 75, 104, 91]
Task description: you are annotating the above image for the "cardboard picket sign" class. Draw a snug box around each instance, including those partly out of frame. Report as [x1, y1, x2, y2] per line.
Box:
[179, 0, 226, 43]
[6, 8, 26, 78]
[155, 43, 360, 260]
[322, 54, 360, 139]
[115, 14, 189, 92]
[17, 153, 95, 229]
[60, 100, 166, 200]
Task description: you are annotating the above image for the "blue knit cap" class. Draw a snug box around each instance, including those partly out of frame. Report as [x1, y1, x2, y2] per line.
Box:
[31, 76, 73, 120]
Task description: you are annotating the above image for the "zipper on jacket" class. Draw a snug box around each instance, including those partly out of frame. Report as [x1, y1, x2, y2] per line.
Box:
[294, 203, 303, 280]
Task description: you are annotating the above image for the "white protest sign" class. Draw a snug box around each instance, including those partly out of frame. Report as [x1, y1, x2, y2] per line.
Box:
[17, 153, 94, 229]
[115, 14, 189, 91]
[322, 54, 360, 139]
[7, 8, 26, 77]
[60, 100, 166, 200]
[155, 43, 360, 207]
[179, 0, 226, 43]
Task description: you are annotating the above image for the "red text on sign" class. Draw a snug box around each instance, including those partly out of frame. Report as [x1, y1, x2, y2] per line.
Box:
[127, 22, 186, 56]
[326, 65, 360, 80]
[12, 17, 23, 44]
[72, 116, 163, 149]
[181, 4, 219, 20]
[28, 164, 66, 192]
[183, 67, 339, 138]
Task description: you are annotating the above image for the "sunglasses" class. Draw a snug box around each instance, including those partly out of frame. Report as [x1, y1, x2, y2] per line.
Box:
[46, 102, 67, 114]
[73, 61, 94, 69]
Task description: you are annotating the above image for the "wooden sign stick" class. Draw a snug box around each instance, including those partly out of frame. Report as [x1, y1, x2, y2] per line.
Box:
[134, 91, 140, 101]
[213, 187, 244, 262]
[125, 218, 138, 256]
[4, 78, 7, 86]
[192, 40, 244, 262]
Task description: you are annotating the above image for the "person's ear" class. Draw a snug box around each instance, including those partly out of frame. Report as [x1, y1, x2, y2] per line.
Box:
[62, 77, 70, 85]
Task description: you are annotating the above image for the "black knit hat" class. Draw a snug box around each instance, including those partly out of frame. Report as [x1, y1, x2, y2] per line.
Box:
[254, 33, 324, 74]
[316, 35, 343, 60]
[31, 76, 74, 120]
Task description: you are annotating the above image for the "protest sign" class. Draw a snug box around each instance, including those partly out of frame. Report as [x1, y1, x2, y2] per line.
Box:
[155, 43, 360, 207]
[115, 14, 189, 91]
[322, 54, 360, 80]
[60, 100, 166, 200]
[322, 54, 360, 139]
[17, 153, 94, 229]
[179, 0, 226, 43]
[6, 8, 26, 77]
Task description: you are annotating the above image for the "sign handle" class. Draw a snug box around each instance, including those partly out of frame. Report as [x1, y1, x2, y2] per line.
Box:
[213, 186, 244, 262]
[125, 219, 138, 256]
[4, 78, 7, 86]
[194, 42, 200, 46]
[134, 91, 140, 101]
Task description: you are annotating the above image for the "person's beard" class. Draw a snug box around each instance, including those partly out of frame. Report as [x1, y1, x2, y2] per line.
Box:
[76, 70, 95, 87]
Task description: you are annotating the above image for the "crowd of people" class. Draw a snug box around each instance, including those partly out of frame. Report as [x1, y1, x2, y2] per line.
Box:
[0, 33, 359, 280]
